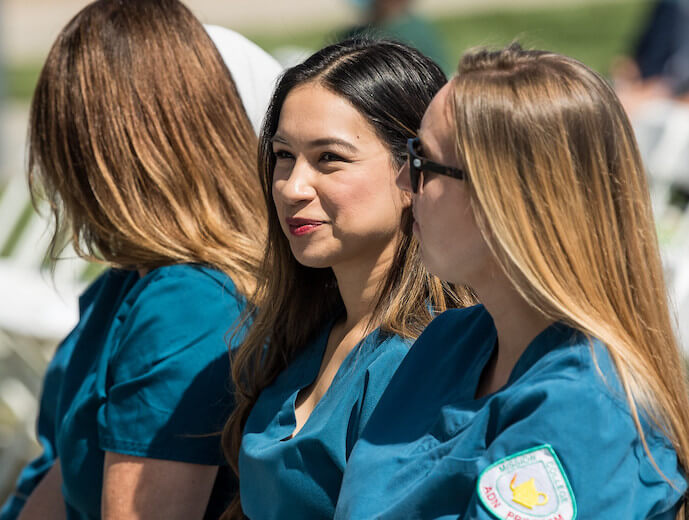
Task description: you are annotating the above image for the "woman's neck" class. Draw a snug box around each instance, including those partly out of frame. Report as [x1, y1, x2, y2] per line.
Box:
[289, 240, 398, 437]
[331, 239, 397, 336]
[473, 268, 553, 397]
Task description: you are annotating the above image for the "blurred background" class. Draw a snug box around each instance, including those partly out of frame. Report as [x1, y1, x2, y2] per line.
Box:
[1, 0, 689, 505]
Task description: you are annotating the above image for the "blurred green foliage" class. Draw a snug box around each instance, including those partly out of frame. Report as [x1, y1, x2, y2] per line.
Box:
[6, 61, 42, 102]
[430, 1, 650, 75]
[249, 0, 651, 75]
[7, 0, 650, 101]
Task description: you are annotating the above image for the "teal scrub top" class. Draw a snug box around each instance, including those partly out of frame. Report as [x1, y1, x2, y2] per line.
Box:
[1, 265, 244, 520]
[335, 305, 687, 520]
[238, 322, 411, 519]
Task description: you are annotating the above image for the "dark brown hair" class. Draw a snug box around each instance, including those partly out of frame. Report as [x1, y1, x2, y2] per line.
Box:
[29, 0, 265, 296]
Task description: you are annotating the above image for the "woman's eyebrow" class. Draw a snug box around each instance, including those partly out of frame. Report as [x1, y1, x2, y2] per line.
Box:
[271, 134, 289, 145]
[308, 138, 358, 152]
[271, 134, 358, 152]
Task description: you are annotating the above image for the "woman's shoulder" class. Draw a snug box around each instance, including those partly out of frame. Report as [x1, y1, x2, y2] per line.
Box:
[106, 264, 244, 360]
[505, 330, 633, 422]
[503, 332, 685, 486]
[143, 263, 236, 290]
[516, 329, 633, 411]
[121, 264, 242, 312]
[493, 343, 686, 518]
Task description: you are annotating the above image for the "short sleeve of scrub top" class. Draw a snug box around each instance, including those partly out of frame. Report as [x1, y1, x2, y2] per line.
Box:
[238, 324, 411, 520]
[1, 265, 244, 520]
[335, 305, 687, 520]
[96, 267, 240, 461]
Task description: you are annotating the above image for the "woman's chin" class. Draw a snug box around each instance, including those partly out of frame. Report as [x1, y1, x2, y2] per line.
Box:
[290, 248, 336, 270]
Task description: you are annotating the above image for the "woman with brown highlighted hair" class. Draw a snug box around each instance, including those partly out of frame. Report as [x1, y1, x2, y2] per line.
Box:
[337, 44, 689, 519]
[0, 1, 280, 519]
[221, 39, 475, 519]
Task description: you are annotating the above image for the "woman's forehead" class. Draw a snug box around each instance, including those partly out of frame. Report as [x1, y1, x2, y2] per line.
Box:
[276, 83, 380, 145]
[419, 83, 456, 160]
[420, 82, 455, 132]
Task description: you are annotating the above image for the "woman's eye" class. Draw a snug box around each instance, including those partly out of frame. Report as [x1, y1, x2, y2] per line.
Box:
[274, 150, 294, 160]
[320, 152, 346, 163]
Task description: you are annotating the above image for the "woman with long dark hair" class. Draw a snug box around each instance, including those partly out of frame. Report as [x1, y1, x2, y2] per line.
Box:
[222, 39, 475, 519]
[0, 1, 280, 518]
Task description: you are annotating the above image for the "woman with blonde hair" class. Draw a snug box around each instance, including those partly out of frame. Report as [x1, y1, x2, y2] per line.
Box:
[336, 43, 689, 519]
[0, 1, 280, 519]
[221, 38, 475, 519]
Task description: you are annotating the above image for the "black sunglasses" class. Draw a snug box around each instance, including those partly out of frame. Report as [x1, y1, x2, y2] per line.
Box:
[406, 137, 465, 192]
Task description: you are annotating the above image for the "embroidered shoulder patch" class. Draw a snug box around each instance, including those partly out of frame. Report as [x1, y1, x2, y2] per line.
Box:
[477, 445, 576, 520]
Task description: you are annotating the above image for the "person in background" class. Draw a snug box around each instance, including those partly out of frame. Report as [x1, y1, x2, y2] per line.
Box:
[613, 0, 689, 114]
[336, 43, 689, 519]
[221, 38, 475, 519]
[0, 1, 281, 519]
[341, 0, 449, 71]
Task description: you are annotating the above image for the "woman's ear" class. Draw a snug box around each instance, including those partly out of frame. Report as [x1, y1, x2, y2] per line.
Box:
[400, 190, 412, 209]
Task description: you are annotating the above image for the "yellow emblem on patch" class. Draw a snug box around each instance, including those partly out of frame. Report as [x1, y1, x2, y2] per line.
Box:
[510, 473, 549, 509]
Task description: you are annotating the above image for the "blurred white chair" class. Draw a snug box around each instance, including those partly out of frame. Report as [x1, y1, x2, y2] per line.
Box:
[204, 25, 283, 134]
[634, 100, 689, 217]
[0, 377, 39, 498]
[0, 330, 42, 497]
[634, 100, 689, 353]
[668, 268, 689, 353]
[0, 174, 86, 343]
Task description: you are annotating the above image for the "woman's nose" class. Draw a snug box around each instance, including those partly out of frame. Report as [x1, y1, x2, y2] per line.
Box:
[273, 158, 317, 205]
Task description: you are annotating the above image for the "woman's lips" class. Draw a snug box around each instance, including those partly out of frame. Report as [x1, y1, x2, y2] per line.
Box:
[285, 217, 325, 236]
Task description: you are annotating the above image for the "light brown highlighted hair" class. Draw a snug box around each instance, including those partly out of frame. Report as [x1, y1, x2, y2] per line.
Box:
[449, 43, 689, 518]
[222, 39, 476, 519]
[29, 0, 265, 296]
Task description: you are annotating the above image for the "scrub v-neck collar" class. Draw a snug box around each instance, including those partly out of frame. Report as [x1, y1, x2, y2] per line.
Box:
[461, 313, 580, 404]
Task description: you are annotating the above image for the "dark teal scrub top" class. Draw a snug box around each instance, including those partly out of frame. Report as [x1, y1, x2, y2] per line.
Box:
[335, 305, 687, 520]
[1, 265, 244, 520]
[238, 323, 411, 519]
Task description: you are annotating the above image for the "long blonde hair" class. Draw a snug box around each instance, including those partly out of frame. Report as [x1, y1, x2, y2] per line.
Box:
[28, 0, 265, 296]
[451, 44, 689, 517]
[222, 39, 476, 519]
